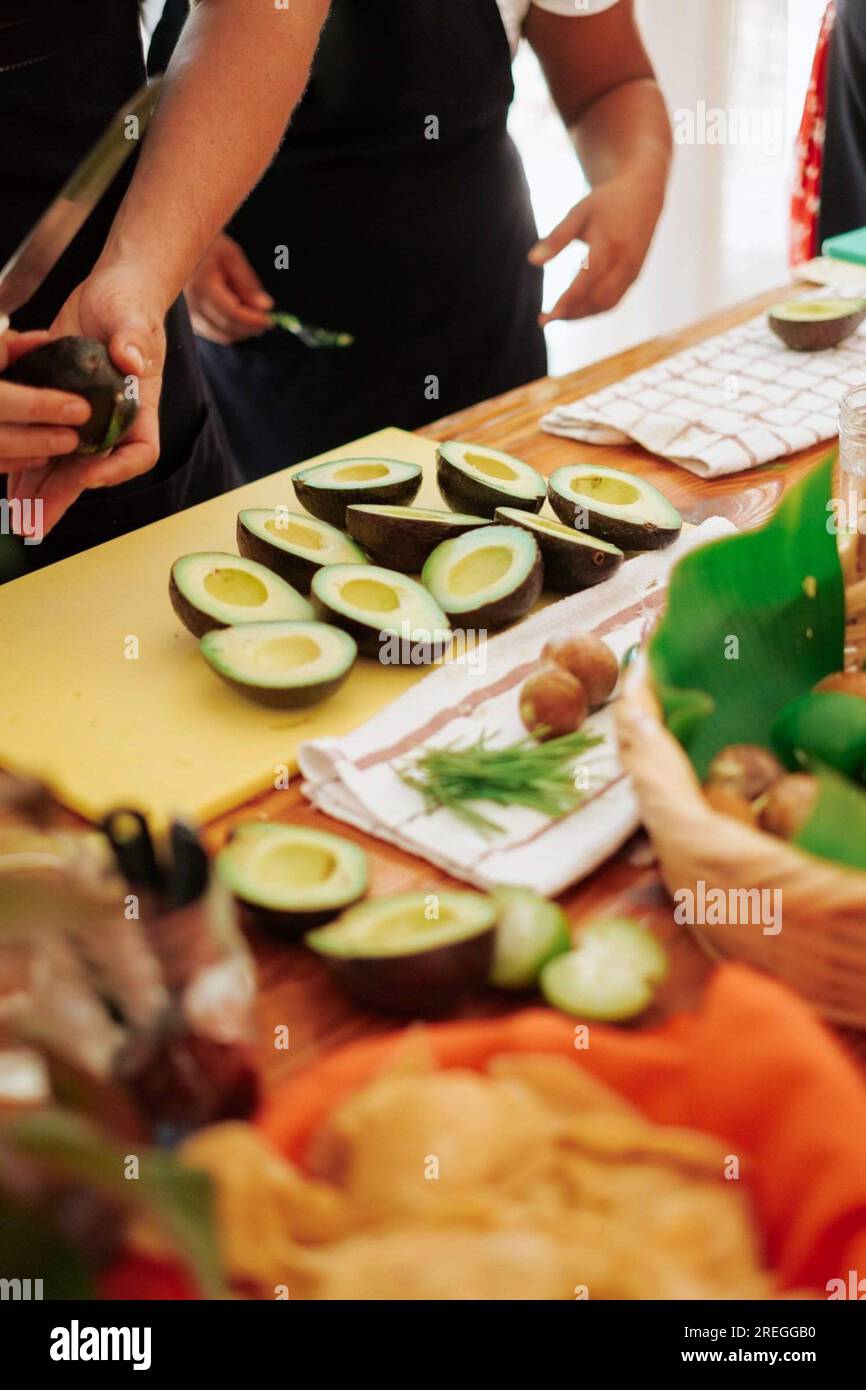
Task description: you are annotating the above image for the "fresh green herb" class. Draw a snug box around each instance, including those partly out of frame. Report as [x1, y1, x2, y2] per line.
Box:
[397, 729, 603, 833]
[270, 311, 354, 349]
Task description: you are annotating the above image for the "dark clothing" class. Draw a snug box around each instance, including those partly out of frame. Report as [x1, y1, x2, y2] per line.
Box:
[156, 0, 546, 478]
[0, 0, 238, 571]
[820, 0, 866, 242]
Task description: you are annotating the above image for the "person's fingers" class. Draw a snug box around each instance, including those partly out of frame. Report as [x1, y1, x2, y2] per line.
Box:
[221, 237, 273, 312]
[528, 201, 592, 267]
[23, 461, 89, 534]
[0, 379, 90, 428]
[189, 310, 234, 346]
[540, 262, 628, 324]
[71, 398, 160, 489]
[0, 423, 82, 464]
[205, 275, 271, 333]
[1, 330, 52, 370]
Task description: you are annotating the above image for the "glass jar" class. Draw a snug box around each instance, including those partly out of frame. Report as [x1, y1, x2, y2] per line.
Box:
[838, 385, 866, 580]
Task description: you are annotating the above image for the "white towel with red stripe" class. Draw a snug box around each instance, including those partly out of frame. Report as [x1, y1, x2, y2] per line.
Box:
[298, 518, 733, 896]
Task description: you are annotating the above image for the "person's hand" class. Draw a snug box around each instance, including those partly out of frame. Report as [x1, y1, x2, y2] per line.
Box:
[5, 263, 168, 534]
[529, 176, 663, 325]
[0, 330, 91, 467]
[186, 233, 273, 345]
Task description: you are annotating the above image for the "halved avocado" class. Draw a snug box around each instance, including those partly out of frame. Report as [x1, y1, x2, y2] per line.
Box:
[548, 465, 682, 552]
[345, 504, 492, 572]
[436, 441, 546, 519]
[217, 822, 368, 937]
[306, 889, 497, 1013]
[421, 525, 542, 629]
[169, 553, 313, 639]
[5, 337, 139, 456]
[292, 457, 422, 529]
[768, 297, 866, 352]
[237, 508, 367, 592]
[200, 620, 357, 708]
[311, 563, 450, 664]
[494, 507, 623, 593]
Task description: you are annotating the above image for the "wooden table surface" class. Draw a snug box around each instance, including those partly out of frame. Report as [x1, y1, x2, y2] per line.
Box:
[205, 284, 865, 1085]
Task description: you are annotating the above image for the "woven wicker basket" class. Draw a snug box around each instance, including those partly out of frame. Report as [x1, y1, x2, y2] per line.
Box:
[615, 541, 866, 1027]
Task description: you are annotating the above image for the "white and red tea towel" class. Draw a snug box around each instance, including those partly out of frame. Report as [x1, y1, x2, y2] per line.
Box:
[298, 519, 734, 896]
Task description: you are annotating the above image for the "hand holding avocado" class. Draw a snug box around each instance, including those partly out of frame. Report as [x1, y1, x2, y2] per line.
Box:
[0, 330, 92, 470]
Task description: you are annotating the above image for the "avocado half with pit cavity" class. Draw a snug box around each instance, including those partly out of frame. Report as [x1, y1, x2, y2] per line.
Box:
[436, 441, 546, 518]
[200, 620, 357, 708]
[311, 563, 450, 664]
[422, 525, 542, 629]
[217, 822, 368, 937]
[306, 890, 497, 1013]
[494, 506, 623, 593]
[237, 508, 367, 592]
[346, 504, 492, 572]
[5, 336, 139, 456]
[768, 297, 866, 352]
[548, 465, 682, 552]
[292, 457, 422, 529]
[169, 552, 313, 639]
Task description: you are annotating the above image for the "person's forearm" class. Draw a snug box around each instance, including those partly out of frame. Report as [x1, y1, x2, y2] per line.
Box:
[98, 0, 329, 310]
[573, 79, 671, 206]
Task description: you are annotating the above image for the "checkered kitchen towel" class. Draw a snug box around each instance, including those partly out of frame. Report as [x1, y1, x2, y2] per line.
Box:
[542, 301, 866, 478]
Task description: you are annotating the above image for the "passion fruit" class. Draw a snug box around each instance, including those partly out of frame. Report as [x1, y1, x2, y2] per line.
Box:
[542, 633, 619, 707]
[519, 666, 587, 742]
[705, 744, 784, 803]
[759, 773, 820, 841]
[814, 670, 866, 702]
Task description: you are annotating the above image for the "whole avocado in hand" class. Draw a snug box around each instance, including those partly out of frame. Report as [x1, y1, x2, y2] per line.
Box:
[5, 336, 139, 455]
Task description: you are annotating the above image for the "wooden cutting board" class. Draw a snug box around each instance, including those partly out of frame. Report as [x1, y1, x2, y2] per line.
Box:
[0, 428, 444, 828]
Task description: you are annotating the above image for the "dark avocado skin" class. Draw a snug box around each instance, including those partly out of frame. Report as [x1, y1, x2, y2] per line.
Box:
[437, 547, 544, 630]
[493, 509, 623, 592]
[236, 517, 320, 592]
[5, 337, 138, 456]
[169, 571, 227, 639]
[206, 663, 353, 710]
[310, 592, 446, 664]
[346, 507, 491, 572]
[321, 927, 495, 1014]
[547, 485, 681, 552]
[238, 893, 365, 940]
[436, 450, 545, 520]
[292, 472, 422, 530]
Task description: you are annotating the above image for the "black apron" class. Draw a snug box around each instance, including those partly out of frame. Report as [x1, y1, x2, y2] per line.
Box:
[191, 0, 546, 479]
[820, 0, 866, 243]
[0, 0, 239, 575]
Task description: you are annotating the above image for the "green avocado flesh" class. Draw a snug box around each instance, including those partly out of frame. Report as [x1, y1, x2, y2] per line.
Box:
[311, 562, 450, 663]
[200, 619, 357, 708]
[422, 524, 542, 628]
[768, 297, 866, 351]
[217, 822, 368, 935]
[346, 504, 492, 572]
[292, 457, 422, 528]
[540, 919, 668, 1021]
[547, 465, 682, 552]
[436, 441, 546, 519]
[494, 507, 624, 593]
[306, 890, 497, 1013]
[5, 336, 139, 456]
[169, 552, 313, 639]
[237, 508, 367, 591]
[489, 886, 571, 991]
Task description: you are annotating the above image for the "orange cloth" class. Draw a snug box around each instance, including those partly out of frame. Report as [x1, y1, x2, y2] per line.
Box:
[259, 964, 866, 1294]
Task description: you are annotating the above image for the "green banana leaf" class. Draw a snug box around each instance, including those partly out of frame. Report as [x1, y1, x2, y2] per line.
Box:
[649, 457, 866, 872]
[649, 457, 845, 777]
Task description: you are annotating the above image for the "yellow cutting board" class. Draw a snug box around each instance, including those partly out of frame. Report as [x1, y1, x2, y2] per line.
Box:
[0, 428, 445, 828]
